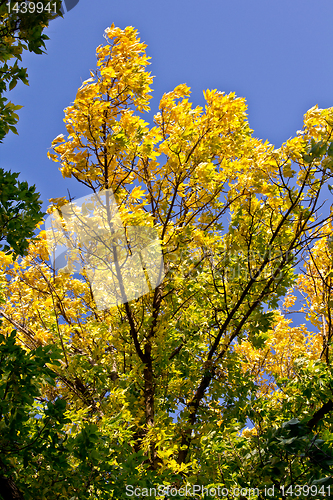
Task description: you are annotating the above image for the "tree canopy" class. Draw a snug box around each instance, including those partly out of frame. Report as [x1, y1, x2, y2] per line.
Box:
[1, 24, 333, 499]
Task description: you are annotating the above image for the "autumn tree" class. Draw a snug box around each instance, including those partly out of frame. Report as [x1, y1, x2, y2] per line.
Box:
[0, 4, 83, 500]
[1, 24, 333, 498]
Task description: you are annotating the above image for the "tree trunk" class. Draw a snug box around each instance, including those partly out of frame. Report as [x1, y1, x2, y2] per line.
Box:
[0, 458, 24, 500]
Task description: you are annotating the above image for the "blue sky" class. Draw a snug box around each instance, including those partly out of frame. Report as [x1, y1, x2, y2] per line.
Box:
[1, 0, 333, 212]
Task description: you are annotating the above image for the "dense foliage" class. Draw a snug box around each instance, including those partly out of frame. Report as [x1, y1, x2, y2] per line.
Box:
[0, 168, 43, 257]
[1, 24, 333, 499]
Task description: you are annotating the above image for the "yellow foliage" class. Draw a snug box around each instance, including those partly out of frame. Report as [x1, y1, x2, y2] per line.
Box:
[2, 23, 333, 481]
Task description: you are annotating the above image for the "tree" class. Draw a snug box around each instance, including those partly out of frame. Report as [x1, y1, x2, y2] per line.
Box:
[0, 281, 127, 499]
[1, 24, 333, 498]
[0, 168, 44, 258]
[0, 0, 62, 142]
[0, 326, 123, 500]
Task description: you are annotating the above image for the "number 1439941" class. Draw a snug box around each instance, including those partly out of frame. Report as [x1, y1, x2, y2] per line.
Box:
[6, 2, 57, 14]
[280, 484, 331, 497]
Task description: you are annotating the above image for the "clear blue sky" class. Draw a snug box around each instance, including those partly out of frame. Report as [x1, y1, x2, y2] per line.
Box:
[1, 0, 333, 211]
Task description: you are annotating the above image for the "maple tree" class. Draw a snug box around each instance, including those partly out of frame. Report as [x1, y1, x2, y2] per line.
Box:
[1, 24, 333, 499]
